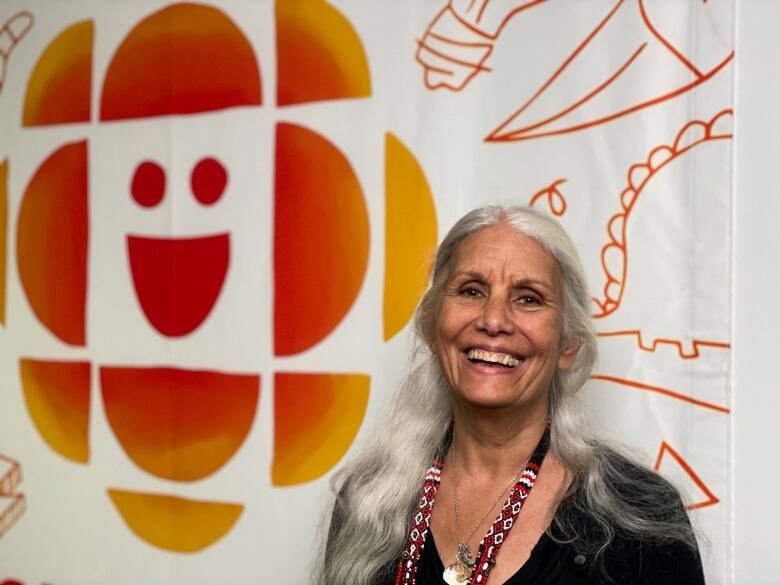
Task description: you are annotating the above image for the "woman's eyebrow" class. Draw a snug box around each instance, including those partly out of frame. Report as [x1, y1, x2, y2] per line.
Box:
[511, 277, 554, 289]
[450, 270, 487, 281]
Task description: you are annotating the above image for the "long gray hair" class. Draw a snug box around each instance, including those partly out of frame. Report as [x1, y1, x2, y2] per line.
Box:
[320, 206, 697, 585]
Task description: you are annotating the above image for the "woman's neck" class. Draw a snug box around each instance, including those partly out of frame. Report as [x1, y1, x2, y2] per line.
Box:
[448, 406, 549, 478]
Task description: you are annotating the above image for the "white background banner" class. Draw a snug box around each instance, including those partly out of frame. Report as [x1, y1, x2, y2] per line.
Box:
[0, 1, 766, 584]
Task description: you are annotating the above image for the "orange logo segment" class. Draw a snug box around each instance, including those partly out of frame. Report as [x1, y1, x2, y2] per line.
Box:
[100, 367, 259, 482]
[274, 123, 369, 356]
[383, 133, 438, 341]
[17, 141, 88, 346]
[276, 0, 371, 106]
[20, 359, 91, 463]
[22, 20, 92, 126]
[127, 234, 230, 338]
[107, 489, 243, 553]
[100, 3, 262, 121]
[273, 373, 369, 486]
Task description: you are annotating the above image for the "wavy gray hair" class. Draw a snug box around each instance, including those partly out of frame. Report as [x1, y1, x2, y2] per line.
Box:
[320, 206, 696, 585]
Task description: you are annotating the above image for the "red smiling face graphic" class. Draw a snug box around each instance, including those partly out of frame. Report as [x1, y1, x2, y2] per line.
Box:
[128, 156, 230, 337]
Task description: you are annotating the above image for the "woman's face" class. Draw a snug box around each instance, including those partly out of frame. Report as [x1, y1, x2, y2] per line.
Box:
[433, 223, 576, 414]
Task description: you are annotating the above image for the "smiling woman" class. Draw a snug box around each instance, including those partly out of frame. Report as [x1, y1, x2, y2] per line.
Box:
[320, 206, 704, 585]
[433, 225, 577, 420]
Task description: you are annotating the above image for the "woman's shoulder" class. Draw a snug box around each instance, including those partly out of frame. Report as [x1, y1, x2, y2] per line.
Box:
[550, 443, 705, 584]
[588, 442, 689, 516]
[555, 445, 691, 544]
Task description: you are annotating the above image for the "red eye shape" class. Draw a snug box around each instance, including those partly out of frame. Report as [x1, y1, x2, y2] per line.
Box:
[191, 157, 228, 205]
[131, 161, 166, 208]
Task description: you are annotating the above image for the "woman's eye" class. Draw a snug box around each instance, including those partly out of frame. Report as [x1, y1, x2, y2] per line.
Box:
[516, 294, 541, 306]
[459, 287, 482, 297]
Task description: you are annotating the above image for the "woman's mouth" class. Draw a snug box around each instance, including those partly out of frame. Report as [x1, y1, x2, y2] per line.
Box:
[465, 348, 521, 368]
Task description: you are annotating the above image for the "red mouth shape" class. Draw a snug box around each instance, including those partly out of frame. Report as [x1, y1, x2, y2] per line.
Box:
[128, 233, 229, 337]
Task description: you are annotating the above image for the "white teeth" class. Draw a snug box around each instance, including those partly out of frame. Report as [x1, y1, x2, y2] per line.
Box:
[466, 349, 520, 367]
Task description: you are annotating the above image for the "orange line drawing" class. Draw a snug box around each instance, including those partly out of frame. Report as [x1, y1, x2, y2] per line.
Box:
[591, 374, 730, 415]
[0, 453, 25, 537]
[0, 494, 25, 537]
[415, 0, 732, 140]
[591, 109, 733, 318]
[653, 441, 720, 511]
[0, 454, 22, 494]
[639, 0, 705, 78]
[484, 0, 734, 141]
[597, 330, 730, 359]
[416, 0, 544, 90]
[528, 178, 567, 217]
[0, 11, 34, 94]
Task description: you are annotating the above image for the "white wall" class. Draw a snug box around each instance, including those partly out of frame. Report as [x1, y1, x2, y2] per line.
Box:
[733, 2, 780, 584]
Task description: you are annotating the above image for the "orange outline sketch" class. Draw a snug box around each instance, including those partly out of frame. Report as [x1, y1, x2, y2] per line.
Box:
[528, 178, 567, 216]
[591, 374, 730, 414]
[482, 1, 734, 141]
[487, 0, 626, 139]
[0, 11, 34, 94]
[0, 453, 22, 494]
[653, 441, 720, 510]
[639, 0, 705, 79]
[416, 0, 544, 91]
[592, 109, 733, 318]
[0, 453, 25, 537]
[597, 330, 730, 359]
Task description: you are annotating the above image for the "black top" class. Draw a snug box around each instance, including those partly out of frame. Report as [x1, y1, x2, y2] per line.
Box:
[337, 448, 706, 585]
[413, 525, 705, 585]
[371, 478, 706, 585]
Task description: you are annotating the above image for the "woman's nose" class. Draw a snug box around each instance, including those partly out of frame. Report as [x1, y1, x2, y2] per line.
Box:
[477, 297, 515, 336]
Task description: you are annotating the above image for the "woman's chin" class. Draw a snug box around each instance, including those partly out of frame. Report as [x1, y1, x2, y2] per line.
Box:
[453, 387, 545, 414]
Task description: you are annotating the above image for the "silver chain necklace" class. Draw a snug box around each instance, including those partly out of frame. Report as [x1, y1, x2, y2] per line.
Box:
[443, 453, 529, 585]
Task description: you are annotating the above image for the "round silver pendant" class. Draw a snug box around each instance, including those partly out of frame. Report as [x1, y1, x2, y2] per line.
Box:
[443, 561, 470, 585]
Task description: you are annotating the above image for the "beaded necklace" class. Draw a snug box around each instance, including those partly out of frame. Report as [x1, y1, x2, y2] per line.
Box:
[394, 428, 550, 585]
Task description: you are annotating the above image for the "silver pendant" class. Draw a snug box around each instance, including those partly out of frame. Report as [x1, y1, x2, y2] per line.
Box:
[457, 543, 476, 568]
[443, 561, 470, 585]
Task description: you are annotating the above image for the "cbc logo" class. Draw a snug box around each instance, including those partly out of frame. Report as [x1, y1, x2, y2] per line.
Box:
[11, 2, 436, 552]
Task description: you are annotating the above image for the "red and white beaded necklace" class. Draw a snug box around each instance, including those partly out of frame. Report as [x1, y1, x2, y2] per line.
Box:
[394, 428, 550, 585]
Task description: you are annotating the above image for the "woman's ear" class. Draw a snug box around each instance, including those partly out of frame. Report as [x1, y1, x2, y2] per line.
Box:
[557, 338, 578, 371]
[422, 322, 438, 354]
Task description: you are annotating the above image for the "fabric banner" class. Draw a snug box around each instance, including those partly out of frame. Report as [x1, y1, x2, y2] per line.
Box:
[0, 1, 733, 583]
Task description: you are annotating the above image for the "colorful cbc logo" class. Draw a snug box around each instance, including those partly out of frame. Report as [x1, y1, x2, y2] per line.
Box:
[9, 2, 437, 552]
